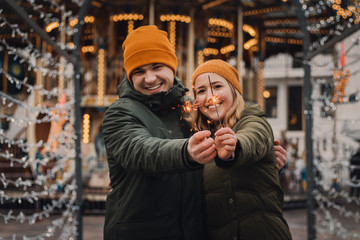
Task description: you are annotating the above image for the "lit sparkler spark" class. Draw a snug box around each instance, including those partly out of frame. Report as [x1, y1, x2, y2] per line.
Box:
[183, 100, 201, 131]
[208, 75, 223, 127]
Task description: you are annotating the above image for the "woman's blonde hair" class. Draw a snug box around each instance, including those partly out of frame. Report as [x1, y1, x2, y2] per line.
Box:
[192, 81, 245, 131]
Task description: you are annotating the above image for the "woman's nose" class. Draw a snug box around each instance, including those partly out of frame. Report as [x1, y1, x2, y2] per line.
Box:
[205, 88, 213, 100]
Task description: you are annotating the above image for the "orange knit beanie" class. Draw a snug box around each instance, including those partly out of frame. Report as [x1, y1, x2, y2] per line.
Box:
[122, 25, 178, 80]
[191, 59, 242, 95]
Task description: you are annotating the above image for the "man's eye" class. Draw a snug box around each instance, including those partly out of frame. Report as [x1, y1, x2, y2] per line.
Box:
[153, 64, 162, 69]
[133, 71, 143, 75]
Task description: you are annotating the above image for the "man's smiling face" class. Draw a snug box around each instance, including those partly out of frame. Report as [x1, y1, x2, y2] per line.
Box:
[131, 63, 174, 95]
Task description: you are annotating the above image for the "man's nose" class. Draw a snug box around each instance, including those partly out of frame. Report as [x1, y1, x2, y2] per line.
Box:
[144, 71, 156, 83]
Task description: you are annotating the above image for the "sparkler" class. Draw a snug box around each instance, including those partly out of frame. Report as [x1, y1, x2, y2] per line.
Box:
[208, 75, 223, 128]
[183, 100, 201, 131]
[205, 81, 235, 158]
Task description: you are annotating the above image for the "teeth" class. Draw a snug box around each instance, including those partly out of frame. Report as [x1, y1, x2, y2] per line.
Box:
[208, 104, 219, 109]
[147, 84, 161, 90]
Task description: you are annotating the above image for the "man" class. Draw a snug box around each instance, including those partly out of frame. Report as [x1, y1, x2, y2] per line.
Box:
[102, 25, 286, 240]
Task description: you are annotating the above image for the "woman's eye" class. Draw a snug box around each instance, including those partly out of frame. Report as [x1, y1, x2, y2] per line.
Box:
[214, 85, 222, 89]
[197, 89, 205, 94]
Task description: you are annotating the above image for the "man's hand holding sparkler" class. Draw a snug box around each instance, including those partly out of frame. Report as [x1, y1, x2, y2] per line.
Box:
[214, 127, 237, 160]
[187, 130, 216, 164]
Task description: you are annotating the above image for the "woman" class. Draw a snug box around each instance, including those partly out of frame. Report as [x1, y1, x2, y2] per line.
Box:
[191, 59, 292, 240]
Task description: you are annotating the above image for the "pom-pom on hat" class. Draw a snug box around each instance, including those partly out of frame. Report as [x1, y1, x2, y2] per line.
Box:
[122, 25, 178, 81]
[191, 59, 242, 95]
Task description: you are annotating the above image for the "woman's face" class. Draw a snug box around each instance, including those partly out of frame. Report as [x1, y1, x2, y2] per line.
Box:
[193, 72, 234, 122]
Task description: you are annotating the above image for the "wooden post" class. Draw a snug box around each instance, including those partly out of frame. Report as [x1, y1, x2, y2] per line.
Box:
[3, 50, 9, 115]
[149, 0, 155, 25]
[186, 8, 195, 90]
[237, 5, 243, 91]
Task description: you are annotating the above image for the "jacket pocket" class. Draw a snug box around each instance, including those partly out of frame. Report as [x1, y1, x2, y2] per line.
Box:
[115, 217, 181, 240]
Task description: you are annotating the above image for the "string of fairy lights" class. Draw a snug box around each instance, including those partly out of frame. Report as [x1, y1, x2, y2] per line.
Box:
[23, 0, 75, 26]
[312, 35, 360, 68]
[0, 0, 79, 239]
[310, 23, 360, 238]
[0, 180, 77, 239]
[299, 0, 360, 51]
[0, 9, 65, 68]
[312, 133, 360, 239]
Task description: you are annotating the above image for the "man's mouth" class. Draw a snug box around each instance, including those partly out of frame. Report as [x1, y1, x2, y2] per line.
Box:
[146, 84, 162, 91]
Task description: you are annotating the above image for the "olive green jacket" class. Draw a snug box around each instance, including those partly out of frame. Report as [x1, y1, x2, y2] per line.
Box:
[202, 105, 292, 240]
[103, 78, 205, 240]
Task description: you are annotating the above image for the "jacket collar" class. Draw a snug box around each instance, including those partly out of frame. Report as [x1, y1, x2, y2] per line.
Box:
[118, 76, 187, 112]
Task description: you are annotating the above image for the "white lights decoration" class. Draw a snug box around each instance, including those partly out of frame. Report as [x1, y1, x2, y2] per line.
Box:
[0, 0, 80, 239]
[311, 36, 360, 239]
[299, 0, 360, 51]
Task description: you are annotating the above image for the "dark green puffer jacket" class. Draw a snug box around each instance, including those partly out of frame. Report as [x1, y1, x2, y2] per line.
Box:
[202, 105, 292, 240]
[103, 77, 205, 240]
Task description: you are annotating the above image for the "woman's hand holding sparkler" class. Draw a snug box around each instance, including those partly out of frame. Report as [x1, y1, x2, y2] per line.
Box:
[187, 130, 217, 164]
[214, 127, 237, 160]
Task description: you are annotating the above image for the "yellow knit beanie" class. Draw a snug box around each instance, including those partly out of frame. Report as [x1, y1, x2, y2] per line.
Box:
[192, 59, 242, 95]
[122, 25, 178, 81]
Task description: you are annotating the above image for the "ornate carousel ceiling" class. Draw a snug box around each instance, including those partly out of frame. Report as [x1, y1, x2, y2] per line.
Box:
[1, 0, 360, 66]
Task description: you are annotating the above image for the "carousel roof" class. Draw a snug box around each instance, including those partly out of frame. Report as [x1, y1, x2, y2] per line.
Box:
[84, 0, 360, 59]
[1, 0, 360, 65]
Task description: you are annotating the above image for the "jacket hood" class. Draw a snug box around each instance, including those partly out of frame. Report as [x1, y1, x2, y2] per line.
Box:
[241, 104, 266, 118]
[118, 76, 187, 112]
